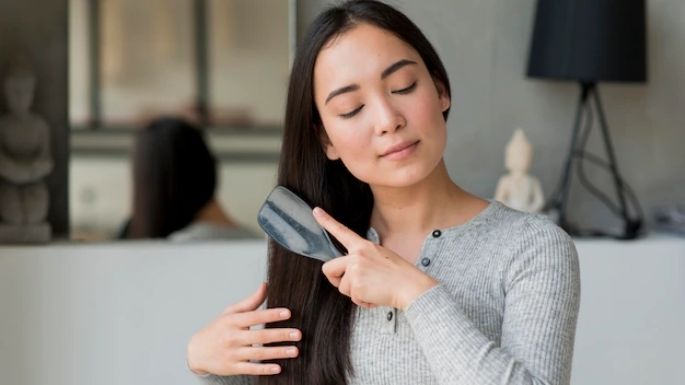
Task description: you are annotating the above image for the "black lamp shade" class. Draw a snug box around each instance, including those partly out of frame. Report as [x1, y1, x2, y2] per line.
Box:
[527, 0, 647, 83]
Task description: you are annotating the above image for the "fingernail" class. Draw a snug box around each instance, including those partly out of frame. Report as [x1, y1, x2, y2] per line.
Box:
[279, 309, 290, 318]
[271, 365, 281, 374]
[289, 331, 300, 339]
[286, 348, 298, 356]
[313, 207, 324, 215]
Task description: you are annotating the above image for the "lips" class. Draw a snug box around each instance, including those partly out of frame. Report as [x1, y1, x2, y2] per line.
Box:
[380, 140, 420, 157]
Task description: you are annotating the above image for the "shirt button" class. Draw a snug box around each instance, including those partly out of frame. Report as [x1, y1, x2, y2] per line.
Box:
[432, 229, 442, 238]
[386, 311, 394, 321]
[421, 257, 431, 267]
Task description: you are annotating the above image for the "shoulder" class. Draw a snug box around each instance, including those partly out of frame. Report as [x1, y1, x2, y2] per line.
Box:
[482, 201, 572, 247]
[515, 210, 576, 260]
[489, 204, 579, 293]
[440, 200, 576, 267]
[475, 201, 578, 276]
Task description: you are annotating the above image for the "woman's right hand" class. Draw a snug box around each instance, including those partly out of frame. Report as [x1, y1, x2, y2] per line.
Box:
[186, 282, 301, 376]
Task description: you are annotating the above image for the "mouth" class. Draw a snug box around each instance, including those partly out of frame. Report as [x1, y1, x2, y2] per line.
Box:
[380, 140, 420, 159]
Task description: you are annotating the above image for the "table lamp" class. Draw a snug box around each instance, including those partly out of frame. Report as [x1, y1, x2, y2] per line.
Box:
[527, 0, 647, 239]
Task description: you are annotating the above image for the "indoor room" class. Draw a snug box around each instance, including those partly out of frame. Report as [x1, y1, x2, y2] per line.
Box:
[0, 1, 683, 384]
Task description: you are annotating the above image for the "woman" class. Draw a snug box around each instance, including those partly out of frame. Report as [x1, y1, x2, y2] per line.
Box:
[187, 1, 580, 384]
[124, 117, 254, 241]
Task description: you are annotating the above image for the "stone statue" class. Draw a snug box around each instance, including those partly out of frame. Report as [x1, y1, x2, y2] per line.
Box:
[494, 128, 545, 213]
[0, 57, 53, 243]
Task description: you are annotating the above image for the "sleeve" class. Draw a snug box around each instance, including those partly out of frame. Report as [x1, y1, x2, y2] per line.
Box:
[195, 374, 254, 385]
[403, 218, 581, 385]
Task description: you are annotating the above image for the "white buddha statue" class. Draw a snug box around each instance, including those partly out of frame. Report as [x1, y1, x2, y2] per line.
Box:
[494, 128, 545, 213]
[0, 58, 53, 243]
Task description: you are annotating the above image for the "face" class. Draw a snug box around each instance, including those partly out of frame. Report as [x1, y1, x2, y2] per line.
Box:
[313, 23, 450, 188]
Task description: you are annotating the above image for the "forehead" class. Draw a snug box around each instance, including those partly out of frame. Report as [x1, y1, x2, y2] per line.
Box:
[313, 23, 422, 88]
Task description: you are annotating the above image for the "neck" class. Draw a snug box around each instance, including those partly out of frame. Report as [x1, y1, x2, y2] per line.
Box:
[194, 199, 237, 227]
[369, 159, 486, 238]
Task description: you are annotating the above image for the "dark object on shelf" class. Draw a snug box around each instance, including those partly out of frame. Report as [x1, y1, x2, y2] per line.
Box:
[653, 206, 685, 236]
[527, 0, 647, 240]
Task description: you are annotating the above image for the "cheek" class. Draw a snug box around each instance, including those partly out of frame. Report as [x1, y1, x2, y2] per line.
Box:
[323, 123, 378, 179]
[324, 121, 373, 160]
[407, 87, 448, 145]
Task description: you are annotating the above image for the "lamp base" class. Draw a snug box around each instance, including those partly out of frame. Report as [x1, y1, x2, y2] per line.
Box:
[550, 209, 643, 240]
[544, 82, 643, 240]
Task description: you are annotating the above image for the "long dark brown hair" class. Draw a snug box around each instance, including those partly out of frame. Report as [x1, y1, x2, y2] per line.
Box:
[127, 117, 217, 238]
[260, 1, 451, 384]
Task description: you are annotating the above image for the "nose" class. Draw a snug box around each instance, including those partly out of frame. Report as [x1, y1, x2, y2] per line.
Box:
[373, 96, 406, 136]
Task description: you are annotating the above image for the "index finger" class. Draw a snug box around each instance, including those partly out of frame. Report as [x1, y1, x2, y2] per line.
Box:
[312, 207, 365, 250]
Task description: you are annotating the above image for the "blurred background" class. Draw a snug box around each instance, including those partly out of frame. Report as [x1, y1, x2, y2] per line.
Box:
[0, 0, 684, 384]
[0, 0, 680, 240]
[59, 0, 682, 240]
[68, 0, 291, 240]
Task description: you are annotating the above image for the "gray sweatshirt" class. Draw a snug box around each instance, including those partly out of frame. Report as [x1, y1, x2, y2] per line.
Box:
[199, 201, 581, 385]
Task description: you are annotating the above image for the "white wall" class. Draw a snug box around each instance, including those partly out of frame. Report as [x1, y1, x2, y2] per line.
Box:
[572, 236, 685, 384]
[1, 237, 683, 385]
[0, 241, 267, 385]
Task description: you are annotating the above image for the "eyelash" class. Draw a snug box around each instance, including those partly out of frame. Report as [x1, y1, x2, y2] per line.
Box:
[340, 105, 364, 119]
[393, 81, 417, 95]
[339, 81, 418, 119]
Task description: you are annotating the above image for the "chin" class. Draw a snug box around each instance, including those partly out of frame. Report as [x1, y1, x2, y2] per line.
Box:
[369, 163, 436, 188]
[345, 148, 444, 188]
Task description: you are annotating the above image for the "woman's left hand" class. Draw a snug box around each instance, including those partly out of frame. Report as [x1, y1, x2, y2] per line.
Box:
[313, 207, 438, 310]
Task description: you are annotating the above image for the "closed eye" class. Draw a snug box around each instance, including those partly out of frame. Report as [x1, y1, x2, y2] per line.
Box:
[339, 105, 364, 119]
[392, 81, 417, 95]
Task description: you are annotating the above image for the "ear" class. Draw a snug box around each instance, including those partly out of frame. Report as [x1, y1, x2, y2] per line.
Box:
[319, 126, 340, 160]
[433, 77, 451, 113]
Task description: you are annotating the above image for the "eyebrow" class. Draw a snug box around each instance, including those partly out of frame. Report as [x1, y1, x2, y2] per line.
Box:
[324, 59, 418, 104]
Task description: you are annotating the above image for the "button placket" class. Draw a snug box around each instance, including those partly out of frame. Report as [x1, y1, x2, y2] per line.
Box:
[418, 229, 444, 272]
[382, 307, 398, 334]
